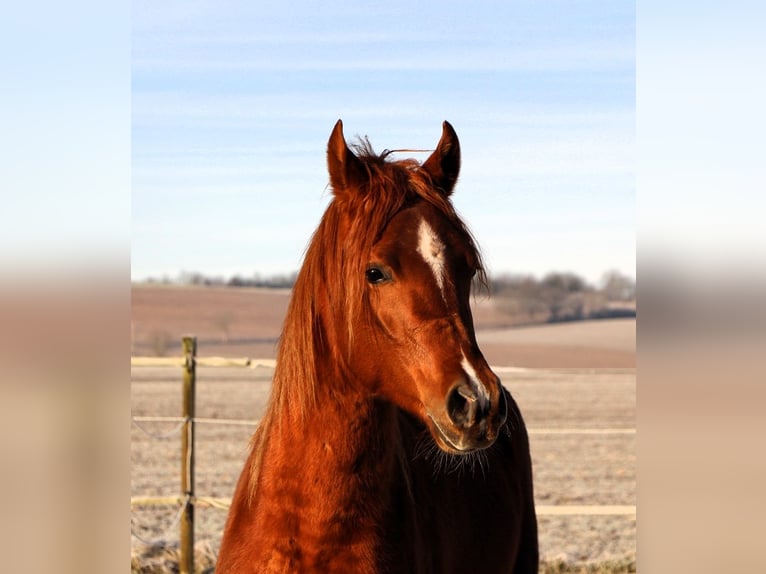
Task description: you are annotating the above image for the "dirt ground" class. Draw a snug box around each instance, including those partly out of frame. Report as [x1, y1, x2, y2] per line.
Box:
[131, 366, 635, 571]
[131, 285, 635, 368]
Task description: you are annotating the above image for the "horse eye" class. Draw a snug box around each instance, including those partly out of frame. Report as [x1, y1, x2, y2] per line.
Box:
[365, 267, 387, 284]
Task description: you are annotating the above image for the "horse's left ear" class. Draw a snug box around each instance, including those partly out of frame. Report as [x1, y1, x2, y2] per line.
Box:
[422, 121, 461, 196]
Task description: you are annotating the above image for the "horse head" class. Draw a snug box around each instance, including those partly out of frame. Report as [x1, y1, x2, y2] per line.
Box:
[323, 120, 507, 453]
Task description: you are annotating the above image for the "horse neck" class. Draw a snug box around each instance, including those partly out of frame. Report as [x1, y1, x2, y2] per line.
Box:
[251, 367, 402, 563]
[268, 368, 399, 495]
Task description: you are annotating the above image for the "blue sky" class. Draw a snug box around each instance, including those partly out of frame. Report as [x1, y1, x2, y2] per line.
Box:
[132, 0, 635, 285]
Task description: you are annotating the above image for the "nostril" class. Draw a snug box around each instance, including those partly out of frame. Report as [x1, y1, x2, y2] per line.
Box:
[447, 382, 477, 427]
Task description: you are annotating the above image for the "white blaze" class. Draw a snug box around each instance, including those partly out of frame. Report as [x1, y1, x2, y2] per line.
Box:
[461, 352, 491, 407]
[417, 219, 446, 298]
[418, 219, 490, 405]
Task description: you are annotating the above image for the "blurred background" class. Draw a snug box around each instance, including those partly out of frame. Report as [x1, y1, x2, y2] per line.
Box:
[4, 1, 765, 573]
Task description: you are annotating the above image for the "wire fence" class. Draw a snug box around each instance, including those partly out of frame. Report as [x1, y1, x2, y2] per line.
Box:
[131, 337, 635, 573]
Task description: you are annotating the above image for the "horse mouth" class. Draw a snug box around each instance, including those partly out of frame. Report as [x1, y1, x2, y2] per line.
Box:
[426, 414, 495, 454]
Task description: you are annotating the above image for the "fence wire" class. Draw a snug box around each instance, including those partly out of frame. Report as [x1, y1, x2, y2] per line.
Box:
[131, 495, 190, 546]
[131, 352, 636, 566]
[132, 416, 189, 439]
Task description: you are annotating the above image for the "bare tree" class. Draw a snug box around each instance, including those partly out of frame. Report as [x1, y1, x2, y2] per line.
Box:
[600, 270, 636, 301]
[539, 272, 589, 322]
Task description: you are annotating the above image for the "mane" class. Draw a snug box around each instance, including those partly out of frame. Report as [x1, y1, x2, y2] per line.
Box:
[247, 141, 486, 501]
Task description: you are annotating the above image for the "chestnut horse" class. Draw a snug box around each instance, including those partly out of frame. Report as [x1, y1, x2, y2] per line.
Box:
[217, 121, 538, 573]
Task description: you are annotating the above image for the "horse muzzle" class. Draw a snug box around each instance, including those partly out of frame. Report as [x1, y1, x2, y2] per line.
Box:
[427, 375, 507, 453]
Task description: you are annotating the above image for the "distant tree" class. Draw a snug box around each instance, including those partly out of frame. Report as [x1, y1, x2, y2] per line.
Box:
[488, 270, 633, 323]
[178, 271, 207, 285]
[600, 270, 636, 301]
[539, 272, 590, 321]
[541, 272, 588, 293]
[491, 274, 564, 323]
[223, 271, 298, 288]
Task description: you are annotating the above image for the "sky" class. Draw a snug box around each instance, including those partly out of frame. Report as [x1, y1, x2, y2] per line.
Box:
[131, 0, 635, 285]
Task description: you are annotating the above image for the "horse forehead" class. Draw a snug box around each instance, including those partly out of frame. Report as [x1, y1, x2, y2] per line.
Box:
[383, 207, 464, 258]
[416, 217, 447, 295]
[374, 204, 472, 270]
[391, 204, 449, 239]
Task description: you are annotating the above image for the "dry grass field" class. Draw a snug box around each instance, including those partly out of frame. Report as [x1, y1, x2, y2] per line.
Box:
[131, 285, 635, 369]
[131, 285, 636, 572]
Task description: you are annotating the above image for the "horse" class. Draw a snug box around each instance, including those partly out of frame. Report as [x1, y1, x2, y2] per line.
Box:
[216, 120, 538, 573]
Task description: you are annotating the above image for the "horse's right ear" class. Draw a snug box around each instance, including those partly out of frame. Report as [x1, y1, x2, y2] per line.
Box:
[327, 120, 367, 197]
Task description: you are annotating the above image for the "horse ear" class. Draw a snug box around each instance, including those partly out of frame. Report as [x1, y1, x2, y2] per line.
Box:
[327, 119, 367, 196]
[422, 121, 461, 196]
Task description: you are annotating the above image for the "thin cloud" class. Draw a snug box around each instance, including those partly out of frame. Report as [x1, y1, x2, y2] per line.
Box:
[133, 43, 633, 73]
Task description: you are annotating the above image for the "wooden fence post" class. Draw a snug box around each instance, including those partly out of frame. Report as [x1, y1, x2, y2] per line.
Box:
[180, 336, 196, 574]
